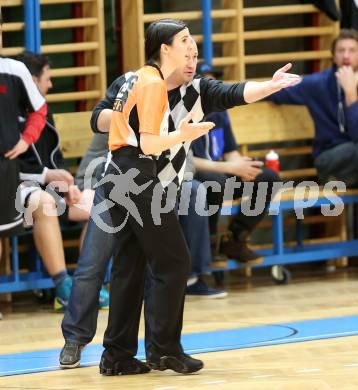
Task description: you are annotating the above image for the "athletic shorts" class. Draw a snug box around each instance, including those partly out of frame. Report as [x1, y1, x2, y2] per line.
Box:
[0, 158, 42, 236]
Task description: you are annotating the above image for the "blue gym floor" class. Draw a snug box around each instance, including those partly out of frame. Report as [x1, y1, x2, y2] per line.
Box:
[1, 314, 358, 377]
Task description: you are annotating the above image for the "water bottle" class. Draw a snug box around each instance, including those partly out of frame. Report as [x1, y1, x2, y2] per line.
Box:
[265, 150, 279, 173]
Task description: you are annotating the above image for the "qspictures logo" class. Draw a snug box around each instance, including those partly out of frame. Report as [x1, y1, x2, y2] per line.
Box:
[113, 73, 138, 113]
[14, 156, 348, 233]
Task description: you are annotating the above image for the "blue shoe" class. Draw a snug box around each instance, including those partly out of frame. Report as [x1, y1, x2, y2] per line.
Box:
[186, 278, 228, 299]
[99, 286, 109, 310]
[54, 276, 72, 311]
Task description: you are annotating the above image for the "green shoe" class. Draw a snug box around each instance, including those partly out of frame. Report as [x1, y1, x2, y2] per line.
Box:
[99, 286, 109, 310]
[54, 276, 72, 311]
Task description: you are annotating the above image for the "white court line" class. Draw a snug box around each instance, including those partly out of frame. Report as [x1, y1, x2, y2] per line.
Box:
[153, 387, 176, 390]
[344, 363, 358, 367]
[201, 380, 227, 385]
[251, 374, 275, 379]
[296, 368, 321, 373]
[203, 368, 242, 372]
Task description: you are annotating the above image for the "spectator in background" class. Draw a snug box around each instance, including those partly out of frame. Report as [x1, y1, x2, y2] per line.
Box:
[191, 63, 280, 265]
[0, 9, 79, 316]
[266, 29, 358, 187]
[0, 11, 47, 240]
[15, 51, 109, 310]
[16, 51, 95, 224]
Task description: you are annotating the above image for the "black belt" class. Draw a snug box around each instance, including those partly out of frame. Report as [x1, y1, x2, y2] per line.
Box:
[111, 146, 141, 157]
[112, 146, 156, 159]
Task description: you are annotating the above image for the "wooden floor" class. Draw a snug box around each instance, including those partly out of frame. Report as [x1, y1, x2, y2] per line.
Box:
[1, 266, 358, 389]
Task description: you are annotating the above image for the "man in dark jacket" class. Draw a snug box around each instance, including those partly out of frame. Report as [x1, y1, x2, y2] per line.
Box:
[267, 29, 358, 186]
[0, 9, 47, 319]
[0, 12, 47, 240]
[15, 51, 109, 310]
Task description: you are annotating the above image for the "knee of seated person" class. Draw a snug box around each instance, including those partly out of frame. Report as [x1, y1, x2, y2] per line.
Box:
[38, 191, 57, 211]
[28, 190, 56, 215]
[258, 168, 281, 183]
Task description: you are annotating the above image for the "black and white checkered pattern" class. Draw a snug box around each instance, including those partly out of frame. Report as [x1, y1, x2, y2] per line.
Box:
[96, 70, 245, 190]
[157, 78, 204, 188]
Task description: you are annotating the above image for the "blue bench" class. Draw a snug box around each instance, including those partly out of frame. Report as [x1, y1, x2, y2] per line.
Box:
[0, 237, 53, 294]
[218, 189, 358, 283]
[2, 105, 358, 294]
[212, 103, 358, 282]
[0, 112, 94, 295]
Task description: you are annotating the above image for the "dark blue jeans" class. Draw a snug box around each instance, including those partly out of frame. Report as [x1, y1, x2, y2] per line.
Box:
[314, 142, 358, 187]
[179, 179, 212, 277]
[62, 185, 115, 344]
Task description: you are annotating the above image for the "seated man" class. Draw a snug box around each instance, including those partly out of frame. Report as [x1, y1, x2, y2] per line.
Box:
[16, 51, 95, 222]
[0, 11, 60, 316]
[15, 51, 108, 310]
[191, 63, 280, 264]
[0, 12, 46, 239]
[266, 29, 358, 186]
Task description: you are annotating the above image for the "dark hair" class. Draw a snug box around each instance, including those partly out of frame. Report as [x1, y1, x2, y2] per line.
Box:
[145, 18, 188, 64]
[15, 51, 51, 77]
[331, 29, 358, 54]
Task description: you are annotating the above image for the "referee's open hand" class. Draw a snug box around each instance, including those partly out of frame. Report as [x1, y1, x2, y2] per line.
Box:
[178, 112, 215, 142]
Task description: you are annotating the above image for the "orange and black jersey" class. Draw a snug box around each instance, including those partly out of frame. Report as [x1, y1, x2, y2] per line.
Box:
[92, 72, 246, 186]
[108, 65, 169, 153]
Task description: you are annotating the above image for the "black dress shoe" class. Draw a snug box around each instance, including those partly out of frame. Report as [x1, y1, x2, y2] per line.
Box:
[147, 353, 204, 374]
[99, 356, 151, 376]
